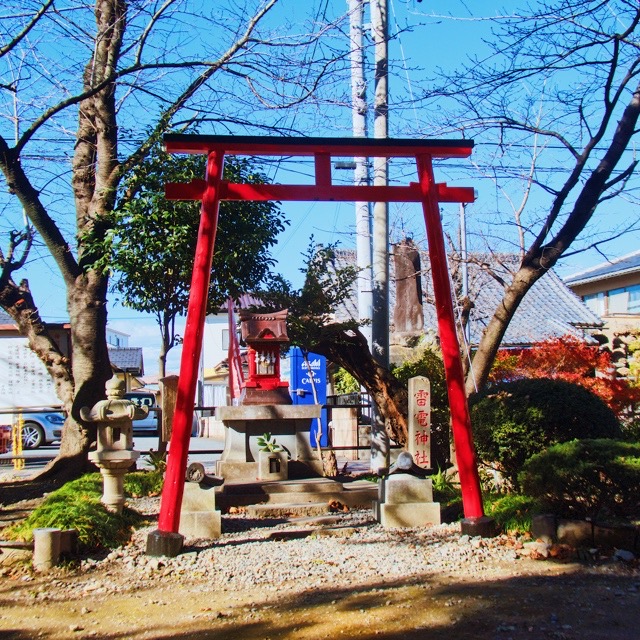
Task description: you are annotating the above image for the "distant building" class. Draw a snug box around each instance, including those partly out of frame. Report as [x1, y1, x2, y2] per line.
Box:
[564, 249, 640, 334]
[106, 327, 129, 348]
[0, 310, 144, 407]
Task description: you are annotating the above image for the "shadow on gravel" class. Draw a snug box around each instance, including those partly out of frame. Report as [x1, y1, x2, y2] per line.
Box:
[2, 564, 638, 639]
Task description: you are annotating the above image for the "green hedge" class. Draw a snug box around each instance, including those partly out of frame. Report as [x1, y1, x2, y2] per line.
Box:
[520, 439, 640, 520]
[5, 471, 161, 551]
[469, 378, 620, 488]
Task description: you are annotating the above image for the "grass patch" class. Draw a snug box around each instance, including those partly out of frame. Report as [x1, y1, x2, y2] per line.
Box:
[484, 493, 542, 535]
[124, 469, 164, 497]
[3, 471, 161, 552]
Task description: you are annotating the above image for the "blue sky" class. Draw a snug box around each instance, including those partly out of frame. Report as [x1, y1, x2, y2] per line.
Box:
[5, 0, 639, 377]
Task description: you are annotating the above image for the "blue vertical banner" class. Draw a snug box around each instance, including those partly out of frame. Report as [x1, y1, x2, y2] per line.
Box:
[288, 347, 328, 447]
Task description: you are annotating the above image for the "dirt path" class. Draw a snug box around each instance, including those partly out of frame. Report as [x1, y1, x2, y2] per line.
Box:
[1, 484, 639, 639]
[1, 547, 639, 639]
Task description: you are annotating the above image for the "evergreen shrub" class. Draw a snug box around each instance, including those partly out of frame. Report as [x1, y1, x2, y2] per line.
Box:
[469, 378, 620, 488]
[520, 439, 640, 519]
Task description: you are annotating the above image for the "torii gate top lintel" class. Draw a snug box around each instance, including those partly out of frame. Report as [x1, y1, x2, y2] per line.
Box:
[164, 134, 476, 205]
[164, 133, 474, 158]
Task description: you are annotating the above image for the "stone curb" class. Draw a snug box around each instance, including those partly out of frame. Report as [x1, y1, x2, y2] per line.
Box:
[532, 514, 639, 552]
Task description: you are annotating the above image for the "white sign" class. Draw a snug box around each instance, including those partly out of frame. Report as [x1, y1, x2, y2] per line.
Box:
[0, 338, 60, 409]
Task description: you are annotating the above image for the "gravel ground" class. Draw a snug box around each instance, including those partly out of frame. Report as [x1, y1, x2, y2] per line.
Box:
[1, 495, 639, 639]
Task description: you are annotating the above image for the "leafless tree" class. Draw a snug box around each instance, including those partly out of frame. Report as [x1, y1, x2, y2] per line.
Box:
[421, 0, 640, 394]
[0, 0, 350, 480]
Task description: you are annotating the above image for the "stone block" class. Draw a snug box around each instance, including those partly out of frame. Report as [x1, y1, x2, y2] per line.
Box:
[146, 530, 184, 557]
[557, 519, 593, 547]
[181, 482, 217, 511]
[593, 524, 637, 552]
[531, 514, 557, 544]
[381, 474, 433, 504]
[378, 502, 441, 528]
[460, 516, 498, 538]
[32, 528, 62, 572]
[216, 460, 259, 482]
[179, 511, 222, 539]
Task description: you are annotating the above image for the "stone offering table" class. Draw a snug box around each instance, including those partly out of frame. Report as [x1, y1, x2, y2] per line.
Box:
[215, 404, 323, 481]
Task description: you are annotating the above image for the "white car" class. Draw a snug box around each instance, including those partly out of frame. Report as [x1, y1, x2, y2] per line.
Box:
[18, 411, 66, 449]
[124, 391, 160, 435]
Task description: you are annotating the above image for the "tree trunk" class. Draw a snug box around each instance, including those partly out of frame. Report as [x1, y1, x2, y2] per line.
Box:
[311, 326, 409, 446]
[465, 265, 541, 395]
[35, 272, 112, 480]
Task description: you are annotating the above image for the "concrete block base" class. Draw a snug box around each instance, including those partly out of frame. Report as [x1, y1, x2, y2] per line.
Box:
[381, 475, 433, 504]
[216, 460, 259, 482]
[181, 482, 217, 511]
[146, 530, 184, 557]
[460, 516, 498, 538]
[179, 511, 222, 539]
[377, 502, 441, 528]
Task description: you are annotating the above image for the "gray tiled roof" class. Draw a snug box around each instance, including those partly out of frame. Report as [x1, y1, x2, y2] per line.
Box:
[563, 249, 640, 285]
[333, 249, 602, 347]
[108, 347, 144, 375]
[0, 310, 13, 325]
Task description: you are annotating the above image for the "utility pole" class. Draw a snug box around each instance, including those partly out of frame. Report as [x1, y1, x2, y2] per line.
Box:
[348, 0, 373, 347]
[370, 0, 390, 472]
[460, 203, 470, 343]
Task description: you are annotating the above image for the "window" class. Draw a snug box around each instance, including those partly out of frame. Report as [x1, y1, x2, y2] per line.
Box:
[629, 285, 640, 313]
[608, 288, 628, 314]
[584, 292, 605, 316]
[221, 329, 229, 350]
[608, 284, 640, 314]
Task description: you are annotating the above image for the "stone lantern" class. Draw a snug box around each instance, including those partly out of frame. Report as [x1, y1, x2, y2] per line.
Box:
[81, 377, 146, 513]
[239, 309, 292, 405]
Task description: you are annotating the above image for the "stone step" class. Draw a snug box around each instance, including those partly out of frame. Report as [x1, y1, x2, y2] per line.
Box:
[220, 478, 343, 496]
[245, 503, 331, 518]
[215, 479, 377, 513]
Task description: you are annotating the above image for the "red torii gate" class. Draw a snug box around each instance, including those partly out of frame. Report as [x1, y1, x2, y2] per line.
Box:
[147, 135, 489, 556]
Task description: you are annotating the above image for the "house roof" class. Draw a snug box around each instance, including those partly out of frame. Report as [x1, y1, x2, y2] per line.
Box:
[563, 249, 640, 286]
[0, 309, 13, 329]
[333, 249, 602, 347]
[108, 347, 144, 375]
[467, 265, 602, 346]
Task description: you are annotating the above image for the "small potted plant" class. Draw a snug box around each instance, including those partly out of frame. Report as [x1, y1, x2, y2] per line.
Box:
[257, 432, 288, 480]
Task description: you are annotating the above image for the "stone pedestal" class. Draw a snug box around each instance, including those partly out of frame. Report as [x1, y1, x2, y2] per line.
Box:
[88, 450, 140, 514]
[178, 482, 221, 540]
[375, 474, 441, 528]
[215, 404, 323, 481]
